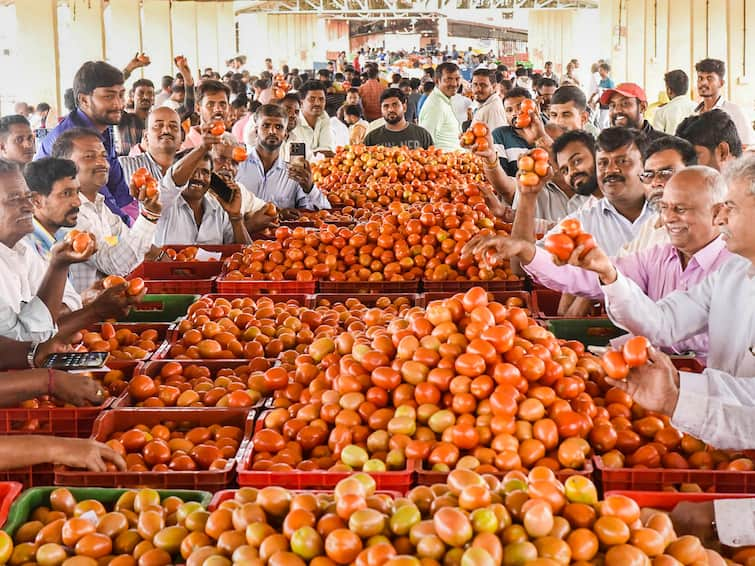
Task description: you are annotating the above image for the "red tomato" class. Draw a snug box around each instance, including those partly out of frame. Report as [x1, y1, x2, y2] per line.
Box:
[622, 336, 650, 368]
[560, 218, 582, 238]
[601, 351, 629, 380]
[544, 234, 575, 262]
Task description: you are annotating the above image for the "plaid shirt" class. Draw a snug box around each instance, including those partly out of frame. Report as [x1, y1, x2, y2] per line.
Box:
[69, 193, 156, 292]
[359, 79, 384, 121]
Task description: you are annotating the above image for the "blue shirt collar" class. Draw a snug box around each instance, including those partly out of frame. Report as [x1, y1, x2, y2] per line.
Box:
[249, 147, 286, 172]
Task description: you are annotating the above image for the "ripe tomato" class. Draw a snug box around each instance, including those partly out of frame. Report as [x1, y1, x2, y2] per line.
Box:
[601, 351, 629, 380]
[126, 277, 146, 296]
[518, 156, 535, 173]
[210, 121, 226, 136]
[560, 218, 582, 238]
[520, 99, 537, 112]
[131, 167, 148, 188]
[622, 336, 650, 367]
[530, 147, 549, 162]
[518, 172, 539, 187]
[232, 146, 248, 162]
[471, 122, 489, 138]
[516, 112, 532, 128]
[574, 232, 596, 257]
[544, 234, 575, 262]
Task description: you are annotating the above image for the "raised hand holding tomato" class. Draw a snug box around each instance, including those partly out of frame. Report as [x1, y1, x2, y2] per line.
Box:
[516, 148, 551, 195]
[51, 234, 97, 266]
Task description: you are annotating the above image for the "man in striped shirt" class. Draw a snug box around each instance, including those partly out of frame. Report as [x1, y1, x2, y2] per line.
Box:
[118, 107, 181, 183]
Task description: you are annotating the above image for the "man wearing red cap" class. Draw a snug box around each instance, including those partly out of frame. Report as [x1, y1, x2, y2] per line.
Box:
[600, 83, 666, 141]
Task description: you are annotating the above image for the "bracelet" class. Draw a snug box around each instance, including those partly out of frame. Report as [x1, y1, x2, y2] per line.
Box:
[48, 368, 55, 397]
[483, 159, 499, 170]
[27, 342, 39, 368]
[229, 215, 243, 222]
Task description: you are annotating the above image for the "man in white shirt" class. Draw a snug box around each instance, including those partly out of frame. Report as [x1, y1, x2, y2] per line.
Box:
[694, 58, 754, 147]
[118, 107, 181, 183]
[597, 155, 755, 549]
[617, 135, 697, 256]
[470, 68, 506, 132]
[419, 62, 462, 151]
[0, 158, 134, 342]
[292, 81, 335, 158]
[652, 70, 697, 135]
[51, 128, 161, 292]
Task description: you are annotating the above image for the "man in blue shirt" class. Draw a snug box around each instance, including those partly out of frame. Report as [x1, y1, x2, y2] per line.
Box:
[236, 104, 330, 213]
[35, 61, 136, 226]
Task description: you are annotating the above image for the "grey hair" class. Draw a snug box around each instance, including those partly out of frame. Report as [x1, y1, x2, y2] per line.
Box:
[670, 165, 727, 205]
[723, 153, 755, 197]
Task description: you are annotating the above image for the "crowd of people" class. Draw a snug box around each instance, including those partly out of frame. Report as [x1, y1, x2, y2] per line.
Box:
[0, 43, 754, 539]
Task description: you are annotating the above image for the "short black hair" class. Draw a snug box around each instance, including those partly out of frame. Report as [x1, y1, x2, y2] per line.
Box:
[545, 61, 553, 66]
[550, 85, 587, 110]
[596, 127, 648, 157]
[197, 79, 230, 103]
[255, 103, 288, 122]
[695, 58, 725, 80]
[299, 80, 327, 99]
[380, 88, 407, 105]
[515, 67, 528, 77]
[343, 104, 362, 119]
[539, 78, 558, 90]
[280, 92, 301, 106]
[23, 157, 78, 196]
[367, 67, 379, 80]
[503, 87, 533, 102]
[422, 81, 435, 93]
[552, 129, 596, 158]
[0, 115, 31, 142]
[436, 62, 459, 78]
[598, 63, 611, 72]
[424, 68, 435, 79]
[644, 135, 697, 165]
[73, 61, 124, 104]
[63, 89, 76, 112]
[51, 127, 102, 159]
[160, 75, 174, 90]
[36, 103, 51, 113]
[398, 78, 411, 89]
[132, 79, 154, 91]
[663, 70, 689, 97]
[409, 78, 421, 89]
[500, 79, 513, 91]
[675, 109, 742, 157]
[472, 68, 493, 81]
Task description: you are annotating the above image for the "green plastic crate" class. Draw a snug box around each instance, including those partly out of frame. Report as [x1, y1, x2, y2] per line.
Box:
[120, 294, 198, 323]
[545, 317, 626, 347]
[3, 487, 212, 535]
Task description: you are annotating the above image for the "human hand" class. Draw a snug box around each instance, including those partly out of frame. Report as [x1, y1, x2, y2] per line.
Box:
[199, 124, 224, 151]
[48, 437, 126, 472]
[557, 242, 614, 283]
[670, 502, 718, 550]
[246, 207, 279, 233]
[516, 160, 552, 197]
[51, 371, 106, 406]
[479, 184, 512, 221]
[517, 108, 547, 146]
[34, 333, 80, 367]
[49, 238, 97, 267]
[127, 52, 151, 71]
[461, 233, 533, 266]
[279, 208, 301, 221]
[288, 161, 313, 191]
[90, 283, 142, 320]
[605, 346, 680, 416]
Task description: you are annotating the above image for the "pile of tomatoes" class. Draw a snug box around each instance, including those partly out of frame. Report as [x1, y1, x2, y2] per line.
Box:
[77, 324, 162, 361]
[223, 202, 520, 283]
[163, 246, 221, 262]
[99, 420, 244, 473]
[123, 360, 285, 409]
[460, 122, 490, 152]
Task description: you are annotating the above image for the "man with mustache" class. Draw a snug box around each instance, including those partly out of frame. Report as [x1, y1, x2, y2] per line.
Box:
[293, 81, 335, 158]
[618, 136, 697, 256]
[35, 61, 136, 226]
[118, 107, 181, 184]
[51, 128, 162, 292]
[237, 104, 330, 212]
[117, 78, 154, 157]
[0, 115, 35, 165]
[693, 58, 754, 147]
[601, 83, 666, 142]
[181, 80, 230, 151]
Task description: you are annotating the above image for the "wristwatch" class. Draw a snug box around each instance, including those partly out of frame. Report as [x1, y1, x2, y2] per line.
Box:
[27, 342, 40, 368]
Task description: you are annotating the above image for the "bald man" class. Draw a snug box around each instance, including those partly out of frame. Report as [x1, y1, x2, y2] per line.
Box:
[118, 106, 181, 183]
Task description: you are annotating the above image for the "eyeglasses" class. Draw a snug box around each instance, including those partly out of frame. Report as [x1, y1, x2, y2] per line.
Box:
[639, 168, 675, 183]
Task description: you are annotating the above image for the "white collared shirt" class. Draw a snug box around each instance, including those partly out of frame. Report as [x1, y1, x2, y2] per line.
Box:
[695, 96, 755, 146]
[652, 95, 697, 135]
[0, 241, 58, 341]
[70, 193, 156, 292]
[602, 255, 754, 378]
[540, 198, 655, 255]
[473, 93, 507, 131]
[293, 113, 335, 154]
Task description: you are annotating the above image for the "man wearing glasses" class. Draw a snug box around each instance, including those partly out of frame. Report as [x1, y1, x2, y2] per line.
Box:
[618, 136, 698, 256]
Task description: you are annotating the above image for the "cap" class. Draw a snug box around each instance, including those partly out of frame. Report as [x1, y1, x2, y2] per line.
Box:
[599, 82, 647, 106]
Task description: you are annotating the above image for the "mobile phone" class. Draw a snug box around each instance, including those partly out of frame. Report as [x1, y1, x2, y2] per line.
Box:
[209, 173, 234, 203]
[289, 142, 306, 166]
[42, 352, 108, 370]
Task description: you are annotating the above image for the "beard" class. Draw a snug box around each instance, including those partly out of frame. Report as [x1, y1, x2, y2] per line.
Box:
[573, 173, 599, 196]
[260, 137, 284, 152]
[384, 113, 403, 125]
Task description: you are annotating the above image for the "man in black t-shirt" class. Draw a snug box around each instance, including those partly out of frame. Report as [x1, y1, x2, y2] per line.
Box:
[364, 88, 434, 150]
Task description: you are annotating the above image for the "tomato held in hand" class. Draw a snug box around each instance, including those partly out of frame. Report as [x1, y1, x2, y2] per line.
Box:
[515, 113, 532, 128]
[520, 99, 537, 112]
[622, 336, 650, 367]
[461, 131, 475, 146]
[518, 156, 535, 173]
[544, 233, 575, 262]
[601, 350, 629, 380]
[210, 121, 226, 136]
[102, 275, 127, 289]
[144, 177, 158, 198]
[471, 122, 489, 138]
[232, 146, 248, 162]
[126, 277, 146, 296]
[518, 172, 540, 187]
[560, 219, 582, 238]
[131, 167, 148, 188]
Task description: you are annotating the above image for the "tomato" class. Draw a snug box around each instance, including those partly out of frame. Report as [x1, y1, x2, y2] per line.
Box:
[520, 99, 537, 112]
[232, 146, 248, 162]
[515, 112, 532, 128]
[518, 156, 535, 173]
[461, 131, 475, 146]
[210, 121, 226, 136]
[560, 218, 582, 238]
[601, 351, 629, 379]
[324, 528, 363, 564]
[518, 171, 539, 187]
[131, 167, 148, 188]
[622, 336, 649, 367]
[126, 277, 146, 296]
[543, 234, 575, 261]
[455, 353, 486, 378]
[102, 275, 127, 289]
[69, 231, 92, 253]
[529, 147, 548, 162]
[471, 122, 489, 138]
[574, 232, 596, 257]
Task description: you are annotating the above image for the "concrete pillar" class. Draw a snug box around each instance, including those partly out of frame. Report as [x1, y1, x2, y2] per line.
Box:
[141, 0, 173, 79]
[216, 1, 237, 71]
[107, 0, 142, 81]
[238, 12, 269, 72]
[15, 0, 61, 114]
[437, 16, 449, 52]
[196, 2, 220, 72]
[171, 1, 198, 72]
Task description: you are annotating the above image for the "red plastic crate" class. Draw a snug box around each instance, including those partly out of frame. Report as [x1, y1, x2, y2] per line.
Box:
[317, 280, 420, 294]
[54, 408, 254, 490]
[208, 488, 403, 511]
[604, 490, 754, 511]
[216, 278, 317, 295]
[595, 456, 755, 493]
[310, 293, 422, 308]
[421, 279, 525, 292]
[0, 482, 22, 528]
[237, 420, 415, 493]
[420, 290, 531, 310]
[86, 323, 172, 362]
[0, 466, 54, 490]
[128, 262, 222, 294]
[110, 359, 274, 409]
[530, 289, 606, 318]
[416, 460, 594, 486]
[0, 401, 115, 438]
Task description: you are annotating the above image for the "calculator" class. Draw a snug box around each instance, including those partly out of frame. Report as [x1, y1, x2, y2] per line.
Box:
[42, 352, 108, 370]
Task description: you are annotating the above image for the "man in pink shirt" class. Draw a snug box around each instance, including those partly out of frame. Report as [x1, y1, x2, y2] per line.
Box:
[463, 165, 732, 358]
[182, 80, 230, 150]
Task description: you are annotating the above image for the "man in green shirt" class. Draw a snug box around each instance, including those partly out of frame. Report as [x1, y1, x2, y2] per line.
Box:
[418, 62, 462, 151]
